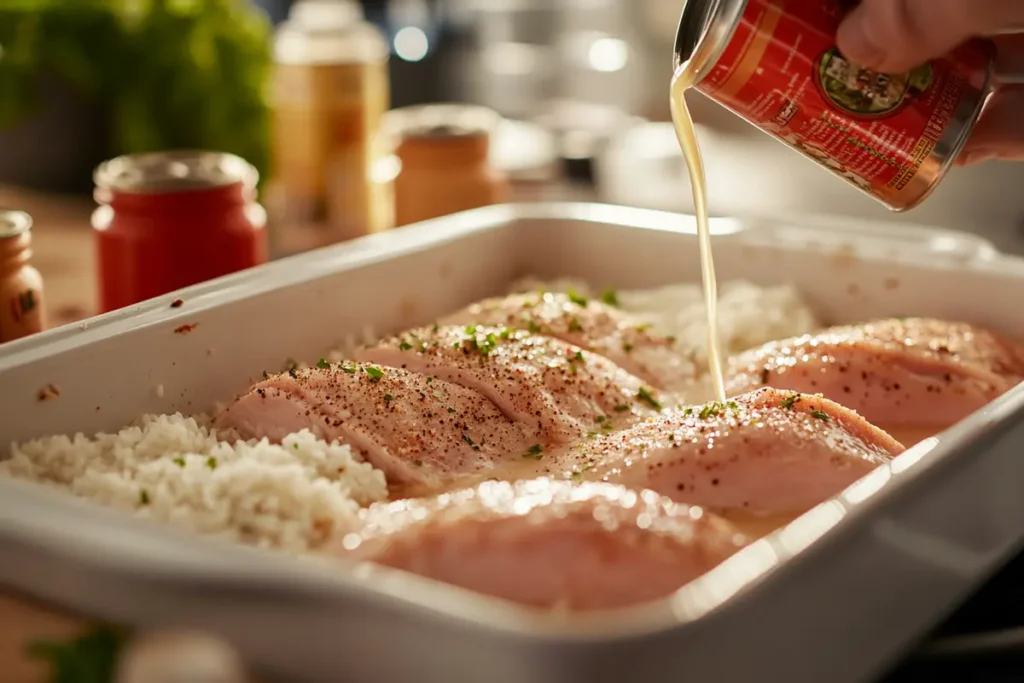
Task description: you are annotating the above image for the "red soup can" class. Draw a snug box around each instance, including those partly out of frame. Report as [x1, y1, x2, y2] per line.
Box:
[673, 0, 994, 211]
[93, 151, 269, 312]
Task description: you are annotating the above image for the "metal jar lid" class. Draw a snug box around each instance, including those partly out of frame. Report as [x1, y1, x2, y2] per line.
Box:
[0, 210, 33, 240]
[383, 104, 502, 145]
[94, 150, 259, 196]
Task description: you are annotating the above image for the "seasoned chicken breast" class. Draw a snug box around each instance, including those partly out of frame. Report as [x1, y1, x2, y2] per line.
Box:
[725, 318, 1024, 445]
[440, 291, 698, 392]
[214, 363, 539, 494]
[354, 325, 667, 445]
[329, 478, 749, 611]
[559, 388, 902, 534]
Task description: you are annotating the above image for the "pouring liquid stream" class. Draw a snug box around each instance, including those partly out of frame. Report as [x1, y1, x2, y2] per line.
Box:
[670, 63, 727, 403]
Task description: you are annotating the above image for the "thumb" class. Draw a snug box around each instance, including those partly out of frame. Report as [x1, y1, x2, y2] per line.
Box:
[837, 0, 1024, 74]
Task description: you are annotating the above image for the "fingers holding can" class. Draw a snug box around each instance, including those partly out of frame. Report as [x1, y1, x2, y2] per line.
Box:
[837, 0, 1024, 73]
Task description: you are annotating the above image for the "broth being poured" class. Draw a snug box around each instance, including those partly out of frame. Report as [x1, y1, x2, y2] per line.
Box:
[670, 63, 726, 403]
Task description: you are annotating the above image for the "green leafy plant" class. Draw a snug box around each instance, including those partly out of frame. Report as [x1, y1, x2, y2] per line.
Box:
[27, 624, 131, 683]
[0, 0, 272, 182]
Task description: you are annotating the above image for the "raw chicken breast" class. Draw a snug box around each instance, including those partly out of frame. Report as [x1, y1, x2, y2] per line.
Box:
[563, 388, 902, 533]
[440, 291, 697, 391]
[214, 363, 539, 494]
[329, 478, 748, 611]
[355, 325, 666, 445]
[725, 318, 1024, 445]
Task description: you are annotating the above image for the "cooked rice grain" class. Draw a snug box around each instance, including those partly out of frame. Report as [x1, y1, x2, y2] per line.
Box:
[1, 414, 387, 553]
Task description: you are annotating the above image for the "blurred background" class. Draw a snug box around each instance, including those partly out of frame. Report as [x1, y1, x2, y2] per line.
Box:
[1, 0, 1024, 322]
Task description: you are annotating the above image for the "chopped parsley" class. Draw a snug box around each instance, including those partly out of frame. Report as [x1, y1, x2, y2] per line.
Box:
[527, 320, 542, 334]
[566, 288, 588, 307]
[600, 288, 619, 307]
[384, 393, 393, 406]
[596, 415, 606, 423]
[464, 324, 478, 335]
[613, 404, 630, 412]
[523, 444, 544, 460]
[636, 387, 662, 410]
[206, 456, 218, 470]
[432, 323, 440, 332]
[364, 366, 385, 382]
[398, 341, 413, 351]
[341, 364, 357, 374]
[172, 457, 185, 467]
[696, 401, 741, 419]
[570, 463, 594, 483]
[811, 410, 830, 422]
[461, 434, 475, 446]
[568, 317, 583, 333]
[139, 489, 150, 505]
[499, 327, 513, 339]
[316, 358, 331, 369]
[447, 407, 456, 414]
[623, 342, 634, 353]
[573, 350, 584, 362]
[781, 393, 800, 409]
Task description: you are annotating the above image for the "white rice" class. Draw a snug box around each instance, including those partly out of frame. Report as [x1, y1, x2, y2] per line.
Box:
[1, 278, 820, 553]
[511, 277, 821, 398]
[1, 414, 387, 553]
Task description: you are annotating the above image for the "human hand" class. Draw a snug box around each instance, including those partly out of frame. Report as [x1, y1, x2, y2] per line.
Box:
[837, 0, 1024, 164]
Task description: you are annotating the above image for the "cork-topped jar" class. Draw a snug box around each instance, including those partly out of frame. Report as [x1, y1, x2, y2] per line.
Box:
[387, 104, 511, 227]
[0, 210, 45, 343]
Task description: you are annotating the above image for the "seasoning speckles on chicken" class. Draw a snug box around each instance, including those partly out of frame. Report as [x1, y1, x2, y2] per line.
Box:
[328, 478, 749, 611]
[570, 388, 902, 528]
[725, 318, 1024, 445]
[354, 325, 666, 445]
[440, 291, 698, 391]
[214, 362, 539, 493]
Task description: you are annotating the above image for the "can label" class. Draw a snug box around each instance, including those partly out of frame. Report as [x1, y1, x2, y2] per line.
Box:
[698, 0, 992, 208]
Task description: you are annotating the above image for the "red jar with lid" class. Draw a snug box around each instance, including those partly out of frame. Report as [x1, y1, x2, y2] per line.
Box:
[92, 150, 269, 312]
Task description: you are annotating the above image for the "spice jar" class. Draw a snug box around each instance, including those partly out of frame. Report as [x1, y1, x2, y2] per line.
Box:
[387, 104, 511, 227]
[92, 151, 269, 313]
[269, 0, 393, 243]
[0, 210, 46, 343]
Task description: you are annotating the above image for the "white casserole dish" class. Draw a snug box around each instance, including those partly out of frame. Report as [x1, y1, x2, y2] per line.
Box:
[2, 202, 1024, 683]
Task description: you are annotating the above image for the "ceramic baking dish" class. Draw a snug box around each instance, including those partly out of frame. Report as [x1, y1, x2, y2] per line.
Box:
[2, 202, 1024, 683]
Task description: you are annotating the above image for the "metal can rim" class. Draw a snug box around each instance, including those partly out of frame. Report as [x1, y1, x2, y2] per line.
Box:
[673, 0, 748, 83]
[0, 210, 33, 240]
[94, 150, 259, 196]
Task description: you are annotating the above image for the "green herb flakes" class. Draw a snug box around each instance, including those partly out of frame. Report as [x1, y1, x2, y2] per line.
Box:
[781, 393, 800, 410]
[398, 341, 413, 351]
[600, 288, 620, 307]
[316, 358, 331, 369]
[811, 410, 830, 422]
[523, 444, 543, 460]
[206, 456, 218, 470]
[636, 387, 662, 410]
[364, 366, 385, 382]
[566, 288, 588, 307]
